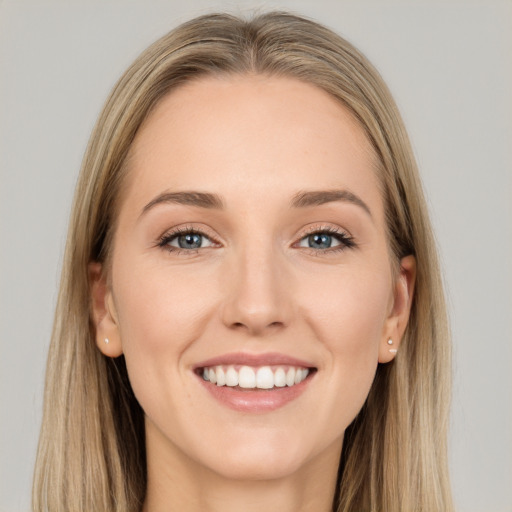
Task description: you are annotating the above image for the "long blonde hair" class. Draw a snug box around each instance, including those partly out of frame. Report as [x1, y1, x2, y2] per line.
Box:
[33, 11, 452, 512]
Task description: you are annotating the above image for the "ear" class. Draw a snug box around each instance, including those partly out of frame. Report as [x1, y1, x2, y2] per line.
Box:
[378, 255, 416, 363]
[89, 262, 123, 357]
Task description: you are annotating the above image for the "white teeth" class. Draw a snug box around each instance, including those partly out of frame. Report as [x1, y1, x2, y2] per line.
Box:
[286, 368, 295, 387]
[239, 366, 256, 388]
[256, 366, 274, 389]
[274, 368, 286, 387]
[225, 367, 239, 387]
[201, 364, 311, 389]
[216, 367, 226, 386]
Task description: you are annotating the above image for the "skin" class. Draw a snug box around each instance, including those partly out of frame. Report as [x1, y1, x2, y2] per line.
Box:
[90, 75, 415, 512]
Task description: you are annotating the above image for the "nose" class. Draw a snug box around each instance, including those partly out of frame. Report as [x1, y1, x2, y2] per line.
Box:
[221, 245, 292, 336]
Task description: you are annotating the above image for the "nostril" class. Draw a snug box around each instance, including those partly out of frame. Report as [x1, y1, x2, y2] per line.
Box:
[230, 320, 284, 332]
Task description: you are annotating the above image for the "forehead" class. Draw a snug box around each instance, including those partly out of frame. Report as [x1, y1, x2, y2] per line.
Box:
[123, 74, 382, 218]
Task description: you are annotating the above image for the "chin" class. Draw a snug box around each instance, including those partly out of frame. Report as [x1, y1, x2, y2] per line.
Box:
[205, 451, 306, 482]
[188, 427, 319, 482]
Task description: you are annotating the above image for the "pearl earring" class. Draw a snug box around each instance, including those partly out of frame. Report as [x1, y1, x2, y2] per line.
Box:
[387, 338, 397, 354]
[104, 338, 110, 344]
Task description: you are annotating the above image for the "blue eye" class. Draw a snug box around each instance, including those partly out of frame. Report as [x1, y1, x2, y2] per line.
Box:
[159, 230, 215, 251]
[173, 233, 204, 249]
[297, 230, 354, 251]
[305, 233, 338, 249]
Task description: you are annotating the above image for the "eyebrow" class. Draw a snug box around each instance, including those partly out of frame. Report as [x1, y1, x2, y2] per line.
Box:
[291, 189, 372, 217]
[141, 191, 225, 216]
[140, 188, 372, 218]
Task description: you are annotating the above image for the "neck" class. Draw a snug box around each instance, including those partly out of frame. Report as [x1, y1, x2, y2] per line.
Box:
[142, 421, 341, 512]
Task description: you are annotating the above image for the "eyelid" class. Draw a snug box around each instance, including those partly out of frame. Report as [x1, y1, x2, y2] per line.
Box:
[155, 222, 356, 255]
[156, 224, 221, 253]
[296, 223, 353, 240]
[167, 232, 215, 249]
[293, 224, 356, 252]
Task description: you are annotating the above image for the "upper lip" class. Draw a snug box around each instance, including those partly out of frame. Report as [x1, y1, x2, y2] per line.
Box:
[193, 352, 316, 369]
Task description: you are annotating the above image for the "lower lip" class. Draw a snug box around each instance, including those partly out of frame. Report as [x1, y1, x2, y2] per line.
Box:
[196, 373, 314, 412]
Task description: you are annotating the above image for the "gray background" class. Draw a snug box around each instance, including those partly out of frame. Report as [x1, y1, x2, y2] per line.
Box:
[1, 1, 511, 511]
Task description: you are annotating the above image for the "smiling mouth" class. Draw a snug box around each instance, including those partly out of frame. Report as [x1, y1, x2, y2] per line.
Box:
[196, 364, 315, 390]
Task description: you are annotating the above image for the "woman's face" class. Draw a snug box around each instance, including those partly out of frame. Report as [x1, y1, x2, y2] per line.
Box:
[92, 75, 414, 482]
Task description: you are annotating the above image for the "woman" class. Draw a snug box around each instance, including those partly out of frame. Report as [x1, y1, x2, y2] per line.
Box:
[33, 11, 452, 512]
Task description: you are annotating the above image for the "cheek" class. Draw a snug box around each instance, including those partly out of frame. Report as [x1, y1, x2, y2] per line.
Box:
[298, 264, 391, 418]
[302, 263, 391, 352]
[114, 256, 216, 347]
[111, 256, 220, 404]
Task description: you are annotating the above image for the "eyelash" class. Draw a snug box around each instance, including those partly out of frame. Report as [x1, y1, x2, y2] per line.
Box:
[157, 225, 356, 255]
[157, 225, 217, 255]
[297, 225, 356, 254]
